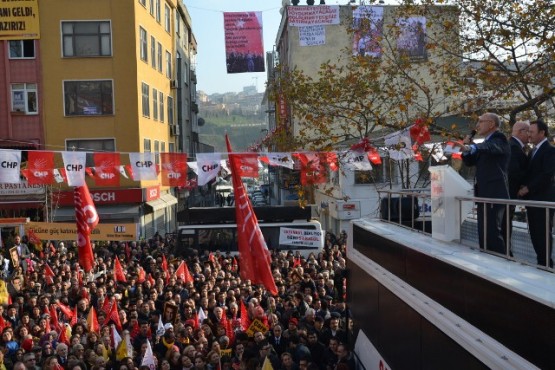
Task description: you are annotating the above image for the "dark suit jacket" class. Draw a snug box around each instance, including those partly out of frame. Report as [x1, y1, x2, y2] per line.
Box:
[462, 130, 510, 199]
[508, 137, 529, 198]
[523, 141, 555, 201]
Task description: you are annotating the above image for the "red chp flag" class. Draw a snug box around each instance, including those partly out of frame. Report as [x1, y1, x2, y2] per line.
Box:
[113, 256, 127, 283]
[295, 153, 327, 185]
[161, 153, 188, 186]
[24, 151, 55, 184]
[93, 152, 121, 187]
[232, 153, 259, 178]
[74, 182, 99, 273]
[226, 135, 277, 295]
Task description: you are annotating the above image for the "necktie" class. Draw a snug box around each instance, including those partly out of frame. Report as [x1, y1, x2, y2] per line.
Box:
[531, 147, 538, 159]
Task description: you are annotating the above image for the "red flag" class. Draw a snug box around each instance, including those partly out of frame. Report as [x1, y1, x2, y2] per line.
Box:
[175, 261, 194, 283]
[161, 255, 169, 284]
[109, 300, 122, 331]
[240, 300, 249, 330]
[232, 153, 259, 178]
[102, 297, 113, 316]
[87, 306, 100, 333]
[113, 256, 127, 283]
[58, 324, 70, 345]
[56, 302, 74, 321]
[223, 12, 265, 74]
[367, 148, 382, 165]
[226, 135, 277, 295]
[49, 305, 60, 332]
[93, 152, 121, 187]
[26, 151, 55, 184]
[27, 229, 42, 246]
[74, 182, 99, 273]
[44, 264, 55, 285]
[137, 266, 146, 283]
[161, 153, 188, 186]
[320, 152, 339, 172]
[409, 118, 431, 145]
[70, 306, 78, 327]
[294, 153, 327, 185]
[147, 273, 155, 286]
[292, 257, 301, 268]
[232, 257, 238, 273]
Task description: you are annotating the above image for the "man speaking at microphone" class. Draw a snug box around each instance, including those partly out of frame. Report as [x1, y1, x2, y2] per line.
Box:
[458, 112, 510, 254]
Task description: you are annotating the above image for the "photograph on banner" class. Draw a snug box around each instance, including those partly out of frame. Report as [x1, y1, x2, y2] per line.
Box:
[397, 16, 427, 60]
[352, 6, 384, 58]
[224, 12, 265, 74]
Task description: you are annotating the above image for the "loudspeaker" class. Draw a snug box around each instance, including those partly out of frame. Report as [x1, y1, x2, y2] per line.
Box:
[380, 196, 419, 221]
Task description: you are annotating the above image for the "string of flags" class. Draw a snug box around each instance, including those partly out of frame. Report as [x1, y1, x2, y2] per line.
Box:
[0, 124, 460, 188]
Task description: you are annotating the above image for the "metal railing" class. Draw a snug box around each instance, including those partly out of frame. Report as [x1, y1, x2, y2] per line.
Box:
[377, 189, 431, 234]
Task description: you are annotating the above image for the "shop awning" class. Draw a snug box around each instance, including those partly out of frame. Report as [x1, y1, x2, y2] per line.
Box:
[160, 193, 178, 206]
[0, 195, 45, 209]
[145, 199, 167, 212]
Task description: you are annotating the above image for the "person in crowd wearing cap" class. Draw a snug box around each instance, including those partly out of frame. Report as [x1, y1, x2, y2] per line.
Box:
[283, 317, 299, 340]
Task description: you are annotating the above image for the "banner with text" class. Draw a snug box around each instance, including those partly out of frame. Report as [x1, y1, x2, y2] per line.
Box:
[224, 12, 265, 74]
[287, 6, 340, 27]
[26, 222, 138, 241]
[299, 25, 326, 47]
[278, 227, 322, 248]
[0, 0, 40, 40]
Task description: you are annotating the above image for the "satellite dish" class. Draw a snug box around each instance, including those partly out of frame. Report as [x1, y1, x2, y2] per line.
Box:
[198, 117, 205, 126]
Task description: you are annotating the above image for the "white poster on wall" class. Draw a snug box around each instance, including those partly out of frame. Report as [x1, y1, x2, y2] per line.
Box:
[299, 25, 326, 46]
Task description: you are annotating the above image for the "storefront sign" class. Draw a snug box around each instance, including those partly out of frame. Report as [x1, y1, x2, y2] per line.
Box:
[0, 182, 44, 195]
[55, 188, 143, 206]
[26, 222, 137, 241]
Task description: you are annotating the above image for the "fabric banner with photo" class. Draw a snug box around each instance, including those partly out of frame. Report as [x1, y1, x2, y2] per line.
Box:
[129, 152, 157, 181]
[299, 25, 326, 47]
[160, 153, 187, 187]
[196, 153, 221, 186]
[385, 130, 413, 161]
[62, 151, 87, 186]
[0, 150, 21, 183]
[397, 16, 427, 59]
[287, 5, 340, 26]
[224, 12, 265, 74]
[352, 6, 384, 57]
[93, 152, 120, 187]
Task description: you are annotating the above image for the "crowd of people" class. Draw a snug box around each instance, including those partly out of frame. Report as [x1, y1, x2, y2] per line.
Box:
[0, 230, 355, 370]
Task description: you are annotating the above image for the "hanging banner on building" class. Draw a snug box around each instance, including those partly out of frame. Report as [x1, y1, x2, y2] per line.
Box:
[279, 227, 323, 248]
[93, 153, 121, 187]
[62, 151, 87, 186]
[160, 153, 187, 186]
[397, 16, 427, 60]
[196, 153, 221, 186]
[0, 150, 21, 183]
[287, 6, 340, 27]
[224, 12, 265, 74]
[26, 222, 138, 241]
[352, 6, 384, 57]
[0, 0, 40, 40]
[129, 152, 158, 181]
[299, 25, 326, 47]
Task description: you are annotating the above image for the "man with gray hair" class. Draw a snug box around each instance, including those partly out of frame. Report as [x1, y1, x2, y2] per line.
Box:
[460, 112, 511, 254]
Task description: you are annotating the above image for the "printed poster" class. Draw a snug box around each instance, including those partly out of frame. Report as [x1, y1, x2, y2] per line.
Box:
[397, 16, 427, 60]
[224, 12, 265, 74]
[299, 25, 325, 47]
[352, 6, 384, 57]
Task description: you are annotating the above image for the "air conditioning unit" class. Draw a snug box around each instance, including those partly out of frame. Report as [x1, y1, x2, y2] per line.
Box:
[170, 79, 179, 89]
[170, 125, 180, 136]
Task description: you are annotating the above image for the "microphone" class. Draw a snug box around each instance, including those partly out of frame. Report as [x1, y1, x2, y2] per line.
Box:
[469, 129, 477, 140]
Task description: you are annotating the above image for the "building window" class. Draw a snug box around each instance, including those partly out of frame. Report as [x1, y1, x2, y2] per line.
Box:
[150, 36, 156, 69]
[11, 83, 37, 114]
[149, 0, 154, 15]
[354, 158, 392, 184]
[169, 142, 175, 153]
[155, 0, 161, 23]
[159, 91, 164, 122]
[176, 13, 180, 35]
[144, 138, 151, 152]
[165, 51, 172, 78]
[167, 96, 174, 125]
[8, 40, 35, 59]
[141, 82, 150, 117]
[153, 88, 158, 120]
[157, 42, 162, 73]
[139, 0, 146, 7]
[66, 138, 115, 154]
[164, 4, 171, 33]
[64, 80, 113, 116]
[62, 21, 112, 57]
[161, 142, 166, 153]
[139, 27, 148, 62]
[154, 140, 160, 164]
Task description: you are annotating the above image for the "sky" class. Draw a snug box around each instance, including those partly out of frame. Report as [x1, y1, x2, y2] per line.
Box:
[184, 0, 284, 95]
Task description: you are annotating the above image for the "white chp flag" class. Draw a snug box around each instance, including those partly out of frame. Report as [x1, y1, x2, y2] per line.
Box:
[129, 152, 158, 181]
[198, 307, 207, 326]
[156, 315, 165, 337]
[196, 153, 221, 186]
[62, 151, 87, 186]
[141, 340, 156, 368]
[264, 152, 294, 169]
[188, 161, 198, 175]
[342, 150, 372, 171]
[0, 150, 21, 183]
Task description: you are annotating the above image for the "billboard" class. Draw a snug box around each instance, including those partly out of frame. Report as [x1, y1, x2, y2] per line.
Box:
[0, 0, 40, 40]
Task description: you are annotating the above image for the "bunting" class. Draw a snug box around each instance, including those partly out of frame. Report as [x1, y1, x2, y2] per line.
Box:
[62, 151, 87, 186]
[24, 151, 55, 184]
[93, 152, 121, 187]
[0, 150, 21, 183]
[196, 153, 221, 186]
[160, 152, 188, 186]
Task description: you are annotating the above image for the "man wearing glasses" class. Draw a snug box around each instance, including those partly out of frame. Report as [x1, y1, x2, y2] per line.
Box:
[460, 112, 510, 254]
[23, 352, 40, 370]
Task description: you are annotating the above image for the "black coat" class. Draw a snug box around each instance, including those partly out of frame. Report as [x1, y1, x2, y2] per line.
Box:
[523, 141, 555, 201]
[507, 137, 529, 198]
[462, 130, 510, 199]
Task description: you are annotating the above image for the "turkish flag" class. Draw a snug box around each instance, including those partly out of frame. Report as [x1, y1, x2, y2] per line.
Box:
[27, 229, 42, 247]
[26, 151, 55, 184]
[226, 135, 277, 295]
[410, 119, 431, 145]
[240, 300, 249, 330]
[74, 182, 99, 273]
[70, 306, 78, 327]
[49, 304, 60, 332]
[224, 12, 265, 73]
[161, 153, 187, 186]
[109, 299, 122, 331]
[175, 261, 194, 283]
[233, 153, 259, 178]
[44, 264, 55, 285]
[93, 153, 121, 187]
[113, 256, 127, 283]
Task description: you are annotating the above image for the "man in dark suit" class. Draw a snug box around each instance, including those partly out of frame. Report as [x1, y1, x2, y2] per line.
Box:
[517, 120, 555, 267]
[502, 120, 530, 252]
[461, 113, 511, 254]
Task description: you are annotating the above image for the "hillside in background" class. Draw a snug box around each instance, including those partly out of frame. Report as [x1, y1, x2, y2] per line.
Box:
[198, 88, 267, 152]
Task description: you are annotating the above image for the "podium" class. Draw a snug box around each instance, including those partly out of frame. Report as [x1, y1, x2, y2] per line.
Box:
[429, 165, 473, 242]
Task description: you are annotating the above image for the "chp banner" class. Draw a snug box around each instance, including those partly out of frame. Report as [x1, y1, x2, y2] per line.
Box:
[62, 151, 87, 186]
[0, 150, 21, 183]
[160, 153, 187, 186]
[224, 12, 265, 74]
